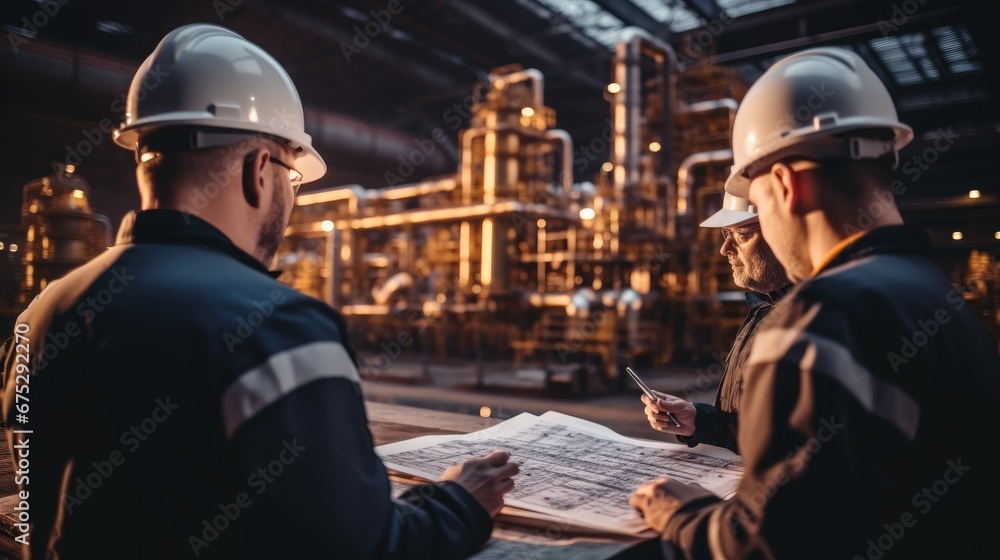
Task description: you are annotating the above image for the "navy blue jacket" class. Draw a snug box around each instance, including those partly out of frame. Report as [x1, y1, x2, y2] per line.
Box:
[662, 225, 1000, 559]
[678, 287, 790, 454]
[1, 210, 492, 559]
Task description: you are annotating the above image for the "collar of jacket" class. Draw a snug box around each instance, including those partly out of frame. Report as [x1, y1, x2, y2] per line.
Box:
[745, 283, 794, 310]
[818, 224, 931, 275]
[117, 209, 281, 278]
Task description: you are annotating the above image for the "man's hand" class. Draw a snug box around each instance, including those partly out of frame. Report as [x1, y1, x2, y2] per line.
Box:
[641, 391, 696, 436]
[629, 477, 717, 533]
[440, 450, 519, 516]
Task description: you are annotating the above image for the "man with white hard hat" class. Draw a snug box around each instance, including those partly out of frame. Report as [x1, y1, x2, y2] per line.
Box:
[2, 24, 516, 560]
[640, 192, 790, 454]
[631, 47, 1000, 559]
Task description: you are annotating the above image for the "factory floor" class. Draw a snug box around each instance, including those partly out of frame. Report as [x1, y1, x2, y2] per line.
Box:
[359, 357, 720, 441]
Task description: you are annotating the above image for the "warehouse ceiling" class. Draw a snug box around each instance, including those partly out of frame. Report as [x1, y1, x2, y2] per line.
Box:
[1, 0, 997, 249]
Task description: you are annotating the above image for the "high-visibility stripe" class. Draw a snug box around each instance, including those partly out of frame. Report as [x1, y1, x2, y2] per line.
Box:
[222, 341, 359, 437]
[750, 328, 920, 440]
[708, 507, 728, 560]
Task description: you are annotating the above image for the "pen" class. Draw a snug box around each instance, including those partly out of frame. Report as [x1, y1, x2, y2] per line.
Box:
[625, 366, 681, 428]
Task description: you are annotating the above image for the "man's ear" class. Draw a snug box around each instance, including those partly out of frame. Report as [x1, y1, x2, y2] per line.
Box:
[242, 149, 269, 209]
[769, 162, 810, 215]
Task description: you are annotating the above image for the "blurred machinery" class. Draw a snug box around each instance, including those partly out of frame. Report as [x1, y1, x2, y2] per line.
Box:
[278, 28, 750, 387]
[951, 250, 1000, 346]
[0, 225, 24, 329]
[13, 165, 112, 306]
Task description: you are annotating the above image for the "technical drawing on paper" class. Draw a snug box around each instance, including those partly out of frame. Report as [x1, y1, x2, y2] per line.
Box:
[377, 411, 743, 535]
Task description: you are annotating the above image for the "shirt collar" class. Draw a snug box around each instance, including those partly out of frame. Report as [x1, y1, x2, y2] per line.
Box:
[745, 283, 793, 309]
[814, 225, 931, 276]
[116, 209, 276, 276]
[812, 230, 868, 276]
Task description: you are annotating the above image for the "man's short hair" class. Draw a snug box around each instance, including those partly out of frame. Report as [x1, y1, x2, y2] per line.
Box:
[780, 128, 897, 199]
[137, 131, 282, 200]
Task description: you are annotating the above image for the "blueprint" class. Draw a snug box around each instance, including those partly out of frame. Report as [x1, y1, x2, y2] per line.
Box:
[377, 411, 743, 535]
[390, 477, 642, 559]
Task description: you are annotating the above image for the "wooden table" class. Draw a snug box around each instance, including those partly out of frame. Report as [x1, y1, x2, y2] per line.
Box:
[0, 403, 662, 560]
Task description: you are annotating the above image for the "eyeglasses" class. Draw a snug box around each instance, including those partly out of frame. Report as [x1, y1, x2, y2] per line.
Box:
[268, 156, 303, 193]
[722, 225, 761, 245]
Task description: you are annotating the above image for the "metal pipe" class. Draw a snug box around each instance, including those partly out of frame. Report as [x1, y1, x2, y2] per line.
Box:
[616, 26, 682, 177]
[491, 68, 545, 108]
[284, 201, 580, 234]
[612, 27, 681, 246]
[295, 184, 367, 216]
[672, 149, 733, 238]
[682, 98, 739, 134]
[345, 201, 577, 230]
[378, 177, 457, 200]
[372, 272, 414, 305]
[459, 221, 471, 287]
[460, 128, 488, 205]
[545, 129, 573, 196]
[527, 293, 572, 307]
[682, 99, 739, 115]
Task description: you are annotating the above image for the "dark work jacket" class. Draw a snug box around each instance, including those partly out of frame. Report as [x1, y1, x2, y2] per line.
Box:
[678, 287, 791, 454]
[662, 225, 1000, 559]
[0, 210, 492, 560]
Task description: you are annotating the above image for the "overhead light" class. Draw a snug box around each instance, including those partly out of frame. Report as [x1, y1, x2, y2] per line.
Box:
[579, 208, 596, 220]
[72, 189, 84, 199]
[536, 219, 546, 229]
[601, 161, 613, 173]
[649, 141, 662, 153]
[321, 220, 334, 232]
[9, 244, 17, 253]
[521, 107, 535, 117]
[952, 231, 963, 241]
[969, 190, 981, 199]
[995, 231, 1000, 240]
[607, 83, 621, 94]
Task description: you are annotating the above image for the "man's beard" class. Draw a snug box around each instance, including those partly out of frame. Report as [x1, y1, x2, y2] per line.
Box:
[256, 185, 287, 267]
[734, 242, 790, 293]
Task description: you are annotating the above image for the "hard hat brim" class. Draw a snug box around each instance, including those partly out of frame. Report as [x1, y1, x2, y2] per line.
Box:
[700, 207, 758, 228]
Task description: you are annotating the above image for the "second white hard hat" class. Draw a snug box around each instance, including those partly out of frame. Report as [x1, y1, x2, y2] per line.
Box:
[725, 47, 913, 197]
[700, 192, 759, 228]
[112, 24, 327, 183]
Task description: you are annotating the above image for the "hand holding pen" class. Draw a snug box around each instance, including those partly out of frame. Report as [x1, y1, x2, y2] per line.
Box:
[627, 367, 696, 436]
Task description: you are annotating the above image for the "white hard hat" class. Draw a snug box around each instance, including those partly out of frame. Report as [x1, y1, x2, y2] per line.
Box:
[725, 47, 913, 197]
[113, 24, 326, 183]
[700, 192, 758, 228]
